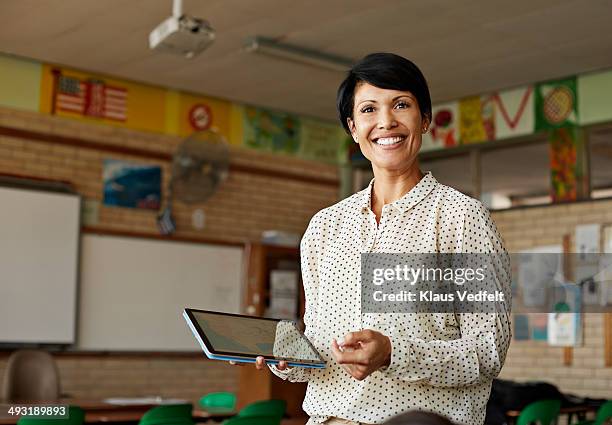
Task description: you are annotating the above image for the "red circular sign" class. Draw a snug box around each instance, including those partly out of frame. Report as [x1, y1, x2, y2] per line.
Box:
[188, 103, 213, 130]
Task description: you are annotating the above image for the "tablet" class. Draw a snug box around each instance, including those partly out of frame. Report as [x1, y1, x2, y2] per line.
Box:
[183, 308, 326, 368]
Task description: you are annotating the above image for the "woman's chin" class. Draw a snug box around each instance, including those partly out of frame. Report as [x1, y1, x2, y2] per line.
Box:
[371, 158, 411, 173]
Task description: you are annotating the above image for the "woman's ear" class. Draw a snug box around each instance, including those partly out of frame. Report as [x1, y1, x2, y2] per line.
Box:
[422, 115, 431, 133]
[347, 118, 358, 143]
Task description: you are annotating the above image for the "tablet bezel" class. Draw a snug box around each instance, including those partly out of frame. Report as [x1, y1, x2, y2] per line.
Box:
[183, 308, 326, 367]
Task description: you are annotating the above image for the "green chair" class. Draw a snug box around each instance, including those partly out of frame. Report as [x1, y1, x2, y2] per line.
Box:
[223, 416, 281, 425]
[237, 399, 286, 420]
[573, 400, 612, 425]
[139, 404, 194, 425]
[199, 392, 236, 413]
[18, 406, 84, 425]
[517, 399, 562, 425]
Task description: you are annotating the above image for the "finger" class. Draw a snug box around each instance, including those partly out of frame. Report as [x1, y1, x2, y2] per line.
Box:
[277, 360, 288, 371]
[342, 330, 374, 347]
[333, 338, 354, 353]
[331, 339, 344, 360]
[334, 347, 369, 366]
[255, 356, 265, 369]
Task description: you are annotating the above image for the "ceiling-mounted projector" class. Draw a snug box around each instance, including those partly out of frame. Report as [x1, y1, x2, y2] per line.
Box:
[149, 0, 215, 58]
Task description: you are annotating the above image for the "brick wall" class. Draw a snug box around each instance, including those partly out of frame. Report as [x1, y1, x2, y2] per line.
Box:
[0, 106, 340, 403]
[0, 106, 339, 242]
[492, 201, 612, 398]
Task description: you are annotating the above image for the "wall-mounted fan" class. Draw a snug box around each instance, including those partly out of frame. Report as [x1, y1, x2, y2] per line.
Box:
[157, 129, 229, 234]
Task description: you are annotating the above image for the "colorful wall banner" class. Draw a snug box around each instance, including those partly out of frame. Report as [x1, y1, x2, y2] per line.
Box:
[5, 53, 612, 161]
[493, 86, 534, 139]
[535, 77, 578, 131]
[421, 101, 460, 152]
[459, 96, 495, 144]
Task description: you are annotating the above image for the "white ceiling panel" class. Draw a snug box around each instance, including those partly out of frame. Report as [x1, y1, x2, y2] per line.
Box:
[0, 0, 611, 121]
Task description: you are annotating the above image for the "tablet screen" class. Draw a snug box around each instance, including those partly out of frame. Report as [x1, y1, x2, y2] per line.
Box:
[189, 310, 322, 362]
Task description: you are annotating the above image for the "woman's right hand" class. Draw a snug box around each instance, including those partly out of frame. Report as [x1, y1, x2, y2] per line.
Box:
[229, 356, 288, 371]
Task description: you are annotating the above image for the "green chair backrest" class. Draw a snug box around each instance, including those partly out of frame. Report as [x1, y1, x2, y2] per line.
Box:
[139, 404, 194, 425]
[199, 392, 236, 412]
[237, 399, 286, 419]
[223, 415, 281, 425]
[18, 406, 84, 425]
[517, 399, 562, 425]
[594, 400, 612, 425]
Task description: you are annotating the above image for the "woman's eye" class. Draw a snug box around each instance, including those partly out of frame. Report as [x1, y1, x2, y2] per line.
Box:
[396, 101, 410, 109]
[361, 106, 374, 113]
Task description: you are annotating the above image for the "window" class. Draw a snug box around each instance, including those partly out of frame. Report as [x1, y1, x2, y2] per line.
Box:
[480, 139, 551, 209]
[589, 126, 612, 199]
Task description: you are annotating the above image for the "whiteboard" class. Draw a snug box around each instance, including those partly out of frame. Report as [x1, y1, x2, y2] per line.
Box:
[78, 234, 244, 351]
[0, 186, 80, 344]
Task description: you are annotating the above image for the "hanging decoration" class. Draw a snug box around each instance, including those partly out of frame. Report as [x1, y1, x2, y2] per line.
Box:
[549, 126, 581, 202]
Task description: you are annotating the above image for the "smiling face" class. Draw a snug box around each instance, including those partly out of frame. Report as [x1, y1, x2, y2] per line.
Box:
[347, 82, 429, 174]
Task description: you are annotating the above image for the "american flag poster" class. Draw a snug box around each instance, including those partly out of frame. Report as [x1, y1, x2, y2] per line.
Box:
[54, 74, 128, 122]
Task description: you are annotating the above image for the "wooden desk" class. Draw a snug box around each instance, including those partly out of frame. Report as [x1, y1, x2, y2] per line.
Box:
[0, 400, 233, 425]
[506, 404, 597, 425]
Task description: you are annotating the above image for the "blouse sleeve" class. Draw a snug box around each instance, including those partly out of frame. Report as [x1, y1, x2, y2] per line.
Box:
[269, 217, 320, 382]
[381, 200, 512, 387]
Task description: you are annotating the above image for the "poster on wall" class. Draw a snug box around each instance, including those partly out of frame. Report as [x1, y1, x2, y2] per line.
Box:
[300, 118, 346, 164]
[102, 159, 161, 210]
[513, 314, 530, 340]
[243, 106, 301, 154]
[531, 313, 548, 340]
[547, 283, 582, 346]
[535, 77, 578, 131]
[459, 95, 495, 144]
[516, 245, 563, 307]
[421, 101, 460, 151]
[493, 86, 534, 140]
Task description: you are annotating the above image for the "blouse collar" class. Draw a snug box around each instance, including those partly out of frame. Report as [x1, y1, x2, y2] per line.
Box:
[356, 171, 438, 214]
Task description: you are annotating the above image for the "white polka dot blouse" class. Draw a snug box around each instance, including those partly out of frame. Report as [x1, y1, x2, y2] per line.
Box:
[271, 172, 512, 425]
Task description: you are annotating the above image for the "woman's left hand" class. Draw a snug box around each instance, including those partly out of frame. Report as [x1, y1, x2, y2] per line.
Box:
[331, 330, 392, 381]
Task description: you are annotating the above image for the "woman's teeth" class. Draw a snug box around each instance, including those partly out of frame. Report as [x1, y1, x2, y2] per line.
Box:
[375, 136, 405, 145]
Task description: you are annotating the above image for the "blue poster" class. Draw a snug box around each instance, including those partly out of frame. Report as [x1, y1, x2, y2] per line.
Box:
[103, 159, 161, 210]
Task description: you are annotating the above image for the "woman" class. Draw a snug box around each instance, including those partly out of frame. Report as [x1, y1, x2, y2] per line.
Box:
[253, 53, 511, 425]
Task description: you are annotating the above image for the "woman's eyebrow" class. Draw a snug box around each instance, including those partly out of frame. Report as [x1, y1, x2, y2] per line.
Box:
[394, 95, 416, 102]
[356, 99, 377, 107]
[356, 95, 415, 107]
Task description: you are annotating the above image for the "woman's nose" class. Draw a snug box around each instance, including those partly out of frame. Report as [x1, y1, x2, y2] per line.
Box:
[377, 110, 397, 129]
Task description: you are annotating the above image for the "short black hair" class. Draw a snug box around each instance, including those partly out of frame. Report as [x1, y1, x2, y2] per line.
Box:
[336, 52, 432, 134]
